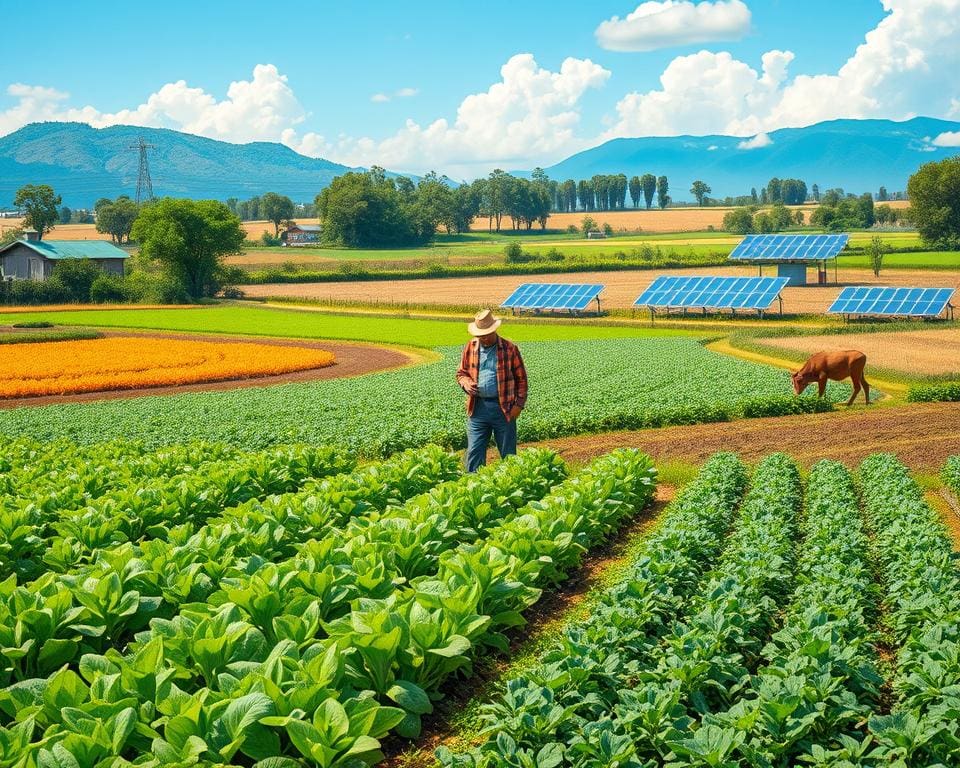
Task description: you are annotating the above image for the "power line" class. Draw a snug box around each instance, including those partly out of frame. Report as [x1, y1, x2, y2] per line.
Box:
[129, 137, 155, 204]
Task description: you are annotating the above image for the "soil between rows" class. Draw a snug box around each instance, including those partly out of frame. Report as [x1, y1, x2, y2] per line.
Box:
[0, 330, 415, 408]
[528, 401, 960, 472]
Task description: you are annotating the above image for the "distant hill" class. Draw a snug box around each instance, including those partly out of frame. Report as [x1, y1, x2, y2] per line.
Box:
[0, 122, 369, 208]
[532, 117, 960, 202]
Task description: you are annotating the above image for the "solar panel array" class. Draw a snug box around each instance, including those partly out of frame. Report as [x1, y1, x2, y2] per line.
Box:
[828, 286, 955, 317]
[501, 282, 604, 311]
[634, 276, 789, 311]
[730, 234, 849, 262]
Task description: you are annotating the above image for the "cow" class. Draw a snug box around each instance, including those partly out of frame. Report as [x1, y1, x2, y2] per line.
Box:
[792, 350, 870, 406]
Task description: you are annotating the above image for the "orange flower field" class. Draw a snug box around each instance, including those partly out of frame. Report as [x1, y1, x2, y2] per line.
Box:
[0, 337, 336, 397]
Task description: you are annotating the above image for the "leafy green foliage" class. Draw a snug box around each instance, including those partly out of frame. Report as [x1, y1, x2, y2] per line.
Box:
[0, 442, 658, 766]
[907, 156, 960, 248]
[907, 381, 960, 402]
[0, 338, 850, 454]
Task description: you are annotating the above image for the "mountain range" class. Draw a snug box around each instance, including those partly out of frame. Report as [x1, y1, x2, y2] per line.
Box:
[1, 117, 959, 208]
[0, 122, 360, 208]
[534, 117, 960, 200]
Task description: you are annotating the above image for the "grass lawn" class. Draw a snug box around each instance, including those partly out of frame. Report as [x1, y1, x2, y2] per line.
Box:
[6, 305, 699, 347]
[836, 251, 960, 269]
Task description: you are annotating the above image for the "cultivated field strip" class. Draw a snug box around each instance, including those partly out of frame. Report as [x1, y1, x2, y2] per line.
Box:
[438, 452, 749, 766]
[861, 454, 960, 765]
[0, 444, 656, 765]
[706, 460, 882, 766]
[2, 443, 355, 581]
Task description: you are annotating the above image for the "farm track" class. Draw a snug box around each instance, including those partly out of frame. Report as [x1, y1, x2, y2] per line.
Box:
[381, 484, 676, 768]
[932, 487, 960, 551]
[0, 329, 419, 408]
[529, 401, 960, 472]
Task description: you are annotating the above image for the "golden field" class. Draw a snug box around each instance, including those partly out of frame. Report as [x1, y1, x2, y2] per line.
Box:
[0, 337, 335, 397]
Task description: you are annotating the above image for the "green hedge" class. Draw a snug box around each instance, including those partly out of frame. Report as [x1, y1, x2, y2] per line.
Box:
[907, 381, 960, 402]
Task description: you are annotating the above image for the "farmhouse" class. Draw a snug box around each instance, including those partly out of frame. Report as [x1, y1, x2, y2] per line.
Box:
[0, 231, 128, 280]
[284, 223, 321, 246]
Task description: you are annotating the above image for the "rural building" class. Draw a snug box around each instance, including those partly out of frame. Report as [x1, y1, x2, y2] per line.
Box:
[0, 231, 128, 280]
[586, 230, 607, 239]
[283, 223, 321, 246]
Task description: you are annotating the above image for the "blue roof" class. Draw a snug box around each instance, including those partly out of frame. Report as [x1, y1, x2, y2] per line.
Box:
[0, 239, 129, 260]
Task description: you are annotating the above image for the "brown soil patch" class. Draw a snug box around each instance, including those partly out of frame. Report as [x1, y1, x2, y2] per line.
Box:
[243, 265, 959, 317]
[934, 489, 960, 551]
[0, 330, 413, 408]
[532, 402, 960, 473]
[762, 328, 960, 377]
[381, 486, 674, 768]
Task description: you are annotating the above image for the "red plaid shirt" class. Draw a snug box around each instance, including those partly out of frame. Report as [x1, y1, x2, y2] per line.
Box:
[456, 336, 528, 417]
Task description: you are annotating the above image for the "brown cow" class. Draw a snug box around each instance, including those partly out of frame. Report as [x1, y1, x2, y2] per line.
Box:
[792, 350, 870, 406]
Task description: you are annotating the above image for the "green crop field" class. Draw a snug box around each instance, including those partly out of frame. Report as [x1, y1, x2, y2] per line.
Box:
[0, 338, 843, 453]
[3, 305, 698, 347]
[5, 435, 958, 767]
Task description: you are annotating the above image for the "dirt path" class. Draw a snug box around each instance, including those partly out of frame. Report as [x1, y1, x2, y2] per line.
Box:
[244, 265, 960, 316]
[0, 330, 418, 408]
[531, 401, 960, 472]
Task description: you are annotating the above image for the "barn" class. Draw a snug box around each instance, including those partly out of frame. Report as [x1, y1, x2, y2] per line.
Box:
[283, 224, 321, 246]
[0, 231, 128, 280]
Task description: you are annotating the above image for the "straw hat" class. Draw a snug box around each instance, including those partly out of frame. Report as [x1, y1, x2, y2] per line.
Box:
[468, 308, 502, 336]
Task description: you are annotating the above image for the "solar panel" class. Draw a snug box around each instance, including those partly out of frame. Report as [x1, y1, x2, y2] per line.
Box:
[501, 282, 604, 311]
[730, 234, 849, 262]
[634, 276, 788, 311]
[828, 286, 956, 317]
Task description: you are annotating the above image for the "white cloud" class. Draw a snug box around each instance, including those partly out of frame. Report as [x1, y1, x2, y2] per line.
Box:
[370, 87, 418, 104]
[932, 131, 960, 147]
[707, 144, 719, 150]
[396, 87, 419, 98]
[370, 93, 390, 103]
[737, 132, 771, 149]
[288, 53, 610, 176]
[605, 0, 960, 139]
[596, 0, 751, 52]
[0, 65, 306, 144]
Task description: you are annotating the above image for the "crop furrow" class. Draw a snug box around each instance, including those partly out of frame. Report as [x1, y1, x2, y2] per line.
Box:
[437, 452, 747, 767]
[859, 454, 960, 767]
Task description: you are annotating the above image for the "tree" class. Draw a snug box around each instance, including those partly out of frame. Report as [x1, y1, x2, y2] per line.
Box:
[811, 184, 820, 202]
[867, 234, 888, 277]
[722, 207, 754, 235]
[766, 177, 782, 204]
[641, 174, 656, 210]
[95, 196, 139, 243]
[316, 170, 429, 245]
[629, 176, 642, 208]
[580, 215, 597, 235]
[690, 180, 711, 207]
[907, 157, 960, 247]
[577, 180, 593, 211]
[750, 187, 758, 205]
[260, 192, 296, 237]
[131, 198, 244, 299]
[59, 206, 72, 224]
[14, 184, 61, 240]
[656, 176, 670, 209]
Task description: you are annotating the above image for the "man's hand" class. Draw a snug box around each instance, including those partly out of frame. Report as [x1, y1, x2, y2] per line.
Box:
[508, 404, 523, 422]
[463, 380, 479, 395]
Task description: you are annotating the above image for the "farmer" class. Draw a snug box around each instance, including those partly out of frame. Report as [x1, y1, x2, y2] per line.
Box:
[456, 308, 528, 472]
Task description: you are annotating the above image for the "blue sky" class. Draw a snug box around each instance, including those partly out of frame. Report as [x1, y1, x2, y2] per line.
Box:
[2, 0, 958, 176]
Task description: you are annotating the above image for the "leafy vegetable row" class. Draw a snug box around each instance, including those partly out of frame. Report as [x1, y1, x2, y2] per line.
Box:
[0, 448, 655, 767]
[704, 459, 882, 767]
[439, 451, 748, 767]
[2, 442, 354, 582]
[860, 454, 960, 766]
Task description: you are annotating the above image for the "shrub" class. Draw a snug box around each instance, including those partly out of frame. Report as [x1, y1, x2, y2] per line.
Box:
[565, 224, 578, 235]
[580, 215, 597, 234]
[260, 232, 282, 246]
[907, 382, 960, 402]
[89, 272, 128, 303]
[49, 258, 103, 301]
[602, 222, 613, 236]
[12, 321, 54, 328]
[504, 241, 526, 263]
[740, 395, 834, 418]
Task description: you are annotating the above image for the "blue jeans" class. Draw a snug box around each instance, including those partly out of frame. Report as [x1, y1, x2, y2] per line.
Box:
[465, 397, 517, 472]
